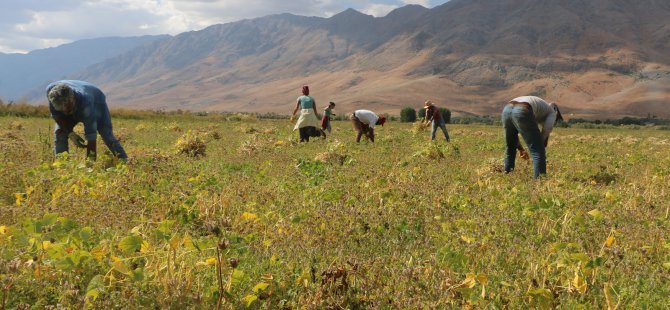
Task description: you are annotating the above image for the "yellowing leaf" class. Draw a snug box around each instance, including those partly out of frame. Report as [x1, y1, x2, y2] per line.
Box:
[140, 240, 151, 253]
[572, 273, 587, 294]
[460, 235, 474, 244]
[90, 247, 107, 261]
[587, 209, 603, 220]
[253, 282, 269, 293]
[605, 236, 615, 247]
[113, 260, 130, 275]
[169, 235, 181, 250]
[182, 234, 193, 248]
[85, 289, 99, 304]
[205, 257, 217, 266]
[476, 273, 488, 285]
[459, 273, 476, 289]
[42, 240, 52, 249]
[242, 294, 258, 307]
[241, 212, 258, 221]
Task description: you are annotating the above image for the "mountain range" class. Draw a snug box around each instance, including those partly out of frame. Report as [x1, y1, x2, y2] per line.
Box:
[9, 0, 670, 117]
[0, 35, 169, 101]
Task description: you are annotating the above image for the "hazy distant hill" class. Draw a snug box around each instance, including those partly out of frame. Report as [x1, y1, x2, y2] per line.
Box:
[0, 35, 169, 100]
[24, 1, 670, 117]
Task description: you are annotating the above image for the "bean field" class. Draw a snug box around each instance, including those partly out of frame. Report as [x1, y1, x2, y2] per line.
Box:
[1, 115, 669, 309]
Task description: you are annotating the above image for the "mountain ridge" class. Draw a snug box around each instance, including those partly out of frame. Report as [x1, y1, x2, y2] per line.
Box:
[0, 35, 170, 100]
[16, 1, 670, 117]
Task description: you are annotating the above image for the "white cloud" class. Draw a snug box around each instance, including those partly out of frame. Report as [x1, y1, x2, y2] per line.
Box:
[0, 0, 437, 53]
[401, 0, 430, 6]
[361, 4, 399, 17]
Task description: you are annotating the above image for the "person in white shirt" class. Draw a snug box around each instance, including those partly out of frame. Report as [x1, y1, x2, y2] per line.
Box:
[502, 96, 563, 178]
[351, 109, 386, 142]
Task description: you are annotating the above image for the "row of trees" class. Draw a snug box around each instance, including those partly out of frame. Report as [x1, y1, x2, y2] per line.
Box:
[400, 107, 452, 123]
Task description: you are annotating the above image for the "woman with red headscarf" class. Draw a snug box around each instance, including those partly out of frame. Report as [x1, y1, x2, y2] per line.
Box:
[291, 85, 324, 142]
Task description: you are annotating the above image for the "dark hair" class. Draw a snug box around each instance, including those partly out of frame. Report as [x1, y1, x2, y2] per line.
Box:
[553, 104, 564, 122]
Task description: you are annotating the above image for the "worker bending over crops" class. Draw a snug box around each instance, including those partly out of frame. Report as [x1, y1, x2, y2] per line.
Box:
[46, 80, 128, 160]
[502, 96, 563, 178]
[291, 85, 325, 142]
[351, 109, 386, 143]
[423, 100, 450, 141]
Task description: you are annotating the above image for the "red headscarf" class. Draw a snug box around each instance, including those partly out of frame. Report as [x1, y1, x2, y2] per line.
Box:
[302, 85, 309, 96]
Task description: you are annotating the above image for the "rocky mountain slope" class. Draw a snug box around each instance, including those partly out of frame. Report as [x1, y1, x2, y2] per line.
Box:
[30, 0, 670, 117]
[0, 35, 169, 100]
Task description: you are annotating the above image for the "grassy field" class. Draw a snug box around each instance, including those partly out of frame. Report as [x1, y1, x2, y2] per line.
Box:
[1, 115, 669, 309]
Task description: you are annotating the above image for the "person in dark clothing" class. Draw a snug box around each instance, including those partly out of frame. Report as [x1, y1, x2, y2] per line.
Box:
[423, 100, 449, 141]
[47, 80, 127, 160]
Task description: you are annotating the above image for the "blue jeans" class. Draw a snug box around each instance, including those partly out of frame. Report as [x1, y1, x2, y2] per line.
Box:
[54, 111, 127, 159]
[502, 103, 546, 178]
[431, 119, 450, 141]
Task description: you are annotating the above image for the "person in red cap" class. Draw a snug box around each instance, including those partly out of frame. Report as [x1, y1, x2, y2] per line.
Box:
[351, 109, 386, 142]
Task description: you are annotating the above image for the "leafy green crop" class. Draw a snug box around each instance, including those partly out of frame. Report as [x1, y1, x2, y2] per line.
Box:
[1, 116, 669, 308]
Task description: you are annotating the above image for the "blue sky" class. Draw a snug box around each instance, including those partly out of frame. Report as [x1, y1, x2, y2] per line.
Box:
[0, 0, 446, 54]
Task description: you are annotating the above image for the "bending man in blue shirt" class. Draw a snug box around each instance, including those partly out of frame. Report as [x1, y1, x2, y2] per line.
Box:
[47, 80, 128, 160]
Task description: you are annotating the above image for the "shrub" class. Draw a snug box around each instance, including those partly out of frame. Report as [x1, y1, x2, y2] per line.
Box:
[175, 131, 206, 157]
[439, 108, 451, 124]
[400, 107, 417, 123]
[418, 108, 426, 119]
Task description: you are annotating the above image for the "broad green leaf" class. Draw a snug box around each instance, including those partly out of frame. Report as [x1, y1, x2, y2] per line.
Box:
[586, 257, 603, 269]
[118, 235, 143, 254]
[130, 268, 144, 282]
[41, 213, 59, 226]
[86, 275, 105, 293]
[56, 257, 76, 271]
[570, 253, 590, 263]
[527, 288, 553, 310]
[79, 227, 93, 242]
[230, 269, 245, 288]
[158, 220, 175, 233]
